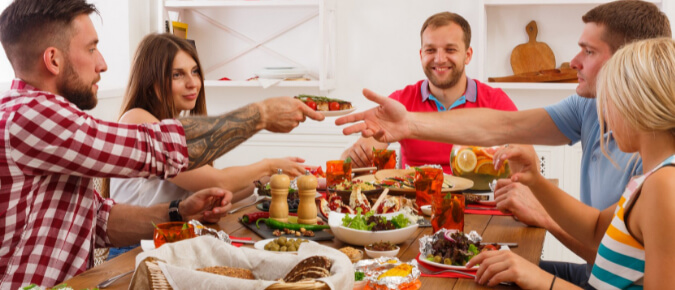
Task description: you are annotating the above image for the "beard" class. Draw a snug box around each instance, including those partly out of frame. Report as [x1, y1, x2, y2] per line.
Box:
[424, 63, 465, 90]
[56, 61, 98, 111]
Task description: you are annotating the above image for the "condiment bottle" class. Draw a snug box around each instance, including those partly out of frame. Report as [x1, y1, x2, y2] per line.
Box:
[296, 170, 318, 225]
[269, 169, 290, 223]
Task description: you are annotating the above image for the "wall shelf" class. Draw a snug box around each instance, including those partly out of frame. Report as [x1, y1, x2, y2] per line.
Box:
[483, 0, 660, 5]
[204, 79, 335, 88]
[165, 0, 320, 8]
[487, 82, 577, 91]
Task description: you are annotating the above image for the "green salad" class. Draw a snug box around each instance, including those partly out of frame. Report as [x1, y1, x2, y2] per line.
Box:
[341, 208, 410, 231]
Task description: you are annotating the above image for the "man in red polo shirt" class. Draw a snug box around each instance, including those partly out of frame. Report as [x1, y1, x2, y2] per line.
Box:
[342, 12, 517, 174]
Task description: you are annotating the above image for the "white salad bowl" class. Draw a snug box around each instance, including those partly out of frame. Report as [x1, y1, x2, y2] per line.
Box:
[328, 211, 419, 246]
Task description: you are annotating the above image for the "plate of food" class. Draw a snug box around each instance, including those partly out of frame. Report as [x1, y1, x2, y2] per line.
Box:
[295, 94, 354, 117]
[328, 211, 419, 246]
[374, 169, 473, 194]
[254, 237, 317, 253]
[418, 229, 503, 270]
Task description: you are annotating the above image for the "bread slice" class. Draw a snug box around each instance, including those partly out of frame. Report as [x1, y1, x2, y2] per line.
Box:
[283, 256, 332, 283]
[197, 266, 255, 280]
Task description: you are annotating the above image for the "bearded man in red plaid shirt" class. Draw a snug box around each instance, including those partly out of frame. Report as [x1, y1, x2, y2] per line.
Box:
[0, 0, 324, 288]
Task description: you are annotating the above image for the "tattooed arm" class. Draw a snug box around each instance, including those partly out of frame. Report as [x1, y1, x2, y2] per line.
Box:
[180, 97, 324, 169]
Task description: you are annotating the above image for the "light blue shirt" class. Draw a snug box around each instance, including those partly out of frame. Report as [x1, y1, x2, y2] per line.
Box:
[545, 94, 642, 210]
[421, 78, 477, 112]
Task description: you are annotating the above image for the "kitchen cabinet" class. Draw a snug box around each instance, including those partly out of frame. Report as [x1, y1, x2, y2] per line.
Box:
[158, 0, 336, 90]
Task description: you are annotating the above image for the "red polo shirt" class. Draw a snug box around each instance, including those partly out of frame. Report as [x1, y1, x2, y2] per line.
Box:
[389, 78, 517, 174]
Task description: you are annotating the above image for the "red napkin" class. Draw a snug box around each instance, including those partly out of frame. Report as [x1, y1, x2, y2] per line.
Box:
[229, 236, 252, 247]
[415, 253, 476, 278]
[464, 204, 512, 216]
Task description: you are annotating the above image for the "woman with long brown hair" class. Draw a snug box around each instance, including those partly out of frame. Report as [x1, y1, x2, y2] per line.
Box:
[108, 34, 307, 257]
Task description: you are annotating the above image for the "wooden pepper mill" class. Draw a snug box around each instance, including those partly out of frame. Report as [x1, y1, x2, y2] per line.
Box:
[269, 169, 290, 223]
[296, 170, 318, 225]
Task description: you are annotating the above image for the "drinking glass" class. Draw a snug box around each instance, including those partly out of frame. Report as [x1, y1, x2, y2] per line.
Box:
[326, 160, 352, 188]
[153, 222, 196, 248]
[372, 149, 397, 170]
[413, 167, 443, 209]
[431, 192, 465, 232]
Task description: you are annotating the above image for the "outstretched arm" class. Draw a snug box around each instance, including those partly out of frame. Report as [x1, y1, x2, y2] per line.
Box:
[181, 97, 324, 169]
[336, 88, 570, 146]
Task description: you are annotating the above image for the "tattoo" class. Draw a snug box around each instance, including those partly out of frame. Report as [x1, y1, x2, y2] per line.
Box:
[180, 104, 261, 168]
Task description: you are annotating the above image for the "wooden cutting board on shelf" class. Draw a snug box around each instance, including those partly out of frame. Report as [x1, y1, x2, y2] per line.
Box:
[510, 20, 555, 75]
[488, 62, 577, 83]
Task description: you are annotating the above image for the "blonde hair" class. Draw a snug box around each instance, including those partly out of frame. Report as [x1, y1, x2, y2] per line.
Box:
[597, 37, 675, 162]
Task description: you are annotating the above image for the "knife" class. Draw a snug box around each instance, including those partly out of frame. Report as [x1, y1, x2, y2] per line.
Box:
[481, 242, 518, 247]
[229, 238, 257, 245]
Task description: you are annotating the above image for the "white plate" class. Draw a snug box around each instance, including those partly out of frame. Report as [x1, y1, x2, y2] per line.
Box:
[328, 211, 418, 246]
[253, 238, 317, 253]
[418, 245, 509, 270]
[418, 256, 478, 270]
[319, 107, 356, 117]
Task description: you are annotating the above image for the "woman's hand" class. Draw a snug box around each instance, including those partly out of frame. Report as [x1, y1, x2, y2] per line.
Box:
[266, 157, 307, 178]
[493, 145, 543, 187]
[466, 250, 552, 289]
[180, 188, 233, 223]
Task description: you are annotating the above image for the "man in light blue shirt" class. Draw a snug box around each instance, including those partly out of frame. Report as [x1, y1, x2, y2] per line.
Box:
[336, 1, 668, 287]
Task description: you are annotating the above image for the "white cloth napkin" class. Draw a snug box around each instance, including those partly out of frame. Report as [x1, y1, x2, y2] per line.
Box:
[133, 236, 353, 290]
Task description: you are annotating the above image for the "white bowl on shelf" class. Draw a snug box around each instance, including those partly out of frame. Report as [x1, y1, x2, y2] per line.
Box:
[328, 212, 418, 246]
[364, 245, 400, 259]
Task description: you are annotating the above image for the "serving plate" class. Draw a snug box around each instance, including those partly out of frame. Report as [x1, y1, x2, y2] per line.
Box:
[418, 245, 510, 270]
[319, 107, 356, 117]
[374, 169, 473, 194]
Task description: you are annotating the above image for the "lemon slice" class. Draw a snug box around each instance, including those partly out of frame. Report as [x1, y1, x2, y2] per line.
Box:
[456, 149, 477, 172]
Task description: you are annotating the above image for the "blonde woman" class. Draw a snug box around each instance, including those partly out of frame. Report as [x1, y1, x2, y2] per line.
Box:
[466, 38, 675, 289]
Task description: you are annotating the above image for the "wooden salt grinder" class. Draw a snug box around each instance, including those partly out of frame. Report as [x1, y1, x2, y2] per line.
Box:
[269, 169, 290, 223]
[297, 170, 318, 225]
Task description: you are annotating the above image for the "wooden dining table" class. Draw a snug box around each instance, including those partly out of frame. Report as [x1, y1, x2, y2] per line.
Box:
[63, 204, 545, 290]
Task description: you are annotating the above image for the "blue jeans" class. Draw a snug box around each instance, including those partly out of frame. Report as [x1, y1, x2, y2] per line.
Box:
[539, 260, 590, 288]
[107, 244, 140, 260]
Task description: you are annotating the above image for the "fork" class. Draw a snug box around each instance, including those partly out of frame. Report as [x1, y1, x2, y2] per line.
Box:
[419, 265, 515, 286]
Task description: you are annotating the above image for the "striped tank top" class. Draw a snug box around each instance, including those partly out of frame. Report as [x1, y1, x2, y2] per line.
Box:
[588, 155, 675, 289]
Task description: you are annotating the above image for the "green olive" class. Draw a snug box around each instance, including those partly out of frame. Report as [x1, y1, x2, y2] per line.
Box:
[434, 255, 442, 263]
[444, 258, 452, 265]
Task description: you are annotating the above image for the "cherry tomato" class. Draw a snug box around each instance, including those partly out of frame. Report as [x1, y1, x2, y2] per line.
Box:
[306, 100, 317, 111]
[329, 101, 340, 111]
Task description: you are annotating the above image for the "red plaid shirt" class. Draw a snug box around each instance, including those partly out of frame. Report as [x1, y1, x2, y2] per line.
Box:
[0, 79, 189, 288]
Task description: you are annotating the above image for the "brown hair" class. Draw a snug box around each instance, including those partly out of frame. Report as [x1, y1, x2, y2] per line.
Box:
[121, 33, 207, 120]
[583, 0, 671, 53]
[0, 0, 97, 73]
[420, 12, 471, 49]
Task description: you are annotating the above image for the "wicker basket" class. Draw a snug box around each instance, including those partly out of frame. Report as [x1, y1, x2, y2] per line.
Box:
[139, 258, 329, 290]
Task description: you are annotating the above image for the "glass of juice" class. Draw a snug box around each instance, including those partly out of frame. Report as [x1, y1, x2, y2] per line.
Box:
[326, 160, 351, 188]
[431, 192, 465, 233]
[413, 167, 443, 209]
[372, 149, 397, 171]
[153, 221, 196, 248]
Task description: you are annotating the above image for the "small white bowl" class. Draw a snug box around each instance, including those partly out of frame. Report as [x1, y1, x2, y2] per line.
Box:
[364, 245, 400, 259]
[420, 205, 432, 216]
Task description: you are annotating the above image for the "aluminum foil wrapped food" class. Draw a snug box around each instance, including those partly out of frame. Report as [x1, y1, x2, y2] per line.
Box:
[188, 220, 238, 244]
[353, 257, 421, 290]
[418, 229, 482, 258]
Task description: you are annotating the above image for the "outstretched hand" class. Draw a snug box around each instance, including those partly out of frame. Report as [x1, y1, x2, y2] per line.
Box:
[335, 88, 411, 143]
[181, 188, 233, 223]
[268, 156, 307, 178]
[260, 97, 325, 133]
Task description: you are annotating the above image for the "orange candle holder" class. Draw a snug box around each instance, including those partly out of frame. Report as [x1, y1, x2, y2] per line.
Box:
[326, 160, 352, 188]
[372, 149, 397, 170]
[153, 221, 196, 248]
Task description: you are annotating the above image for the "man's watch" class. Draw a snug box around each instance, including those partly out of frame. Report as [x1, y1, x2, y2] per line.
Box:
[169, 199, 183, 222]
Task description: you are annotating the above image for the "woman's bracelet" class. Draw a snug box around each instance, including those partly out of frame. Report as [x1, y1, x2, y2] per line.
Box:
[549, 275, 557, 290]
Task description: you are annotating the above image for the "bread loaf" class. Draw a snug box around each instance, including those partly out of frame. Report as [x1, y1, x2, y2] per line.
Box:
[197, 266, 255, 280]
[283, 256, 332, 283]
